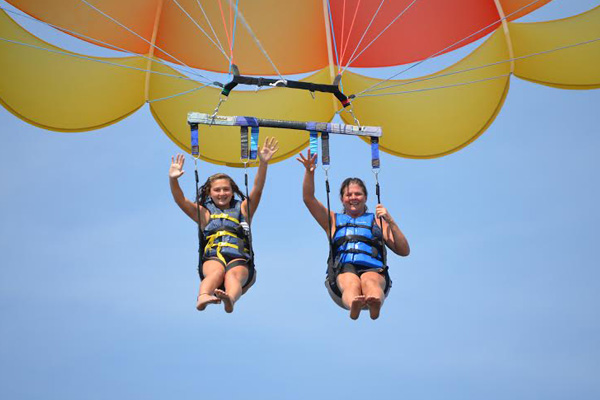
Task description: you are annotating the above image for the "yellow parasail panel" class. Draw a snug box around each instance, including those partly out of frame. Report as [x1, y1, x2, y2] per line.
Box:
[511, 5, 600, 89]
[340, 29, 511, 159]
[0, 10, 146, 132]
[148, 66, 336, 167]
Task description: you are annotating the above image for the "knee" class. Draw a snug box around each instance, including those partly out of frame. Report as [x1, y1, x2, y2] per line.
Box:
[204, 268, 225, 281]
[361, 276, 383, 290]
[225, 269, 248, 285]
[339, 279, 361, 295]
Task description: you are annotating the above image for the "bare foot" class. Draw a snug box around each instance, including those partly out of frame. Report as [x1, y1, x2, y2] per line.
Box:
[196, 293, 220, 311]
[214, 289, 234, 313]
[366, 296, 382, 320]
[349, 295, 366, 320]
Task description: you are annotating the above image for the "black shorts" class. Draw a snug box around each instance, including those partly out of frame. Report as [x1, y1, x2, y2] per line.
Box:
[326, 263, 392, 309]
[199, 256, 255, 290]
[339, 263, 385, 276]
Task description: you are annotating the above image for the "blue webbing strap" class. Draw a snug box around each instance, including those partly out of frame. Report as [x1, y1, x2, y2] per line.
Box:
[191, 123, 199, 156]
[371, 137, 380, 169]
[307, 122, 318, 165]
[240, 126, 249, 160]
[321, 133, 330, 166]
[250, 126, 259, 160]
[310, 131, 318, 165]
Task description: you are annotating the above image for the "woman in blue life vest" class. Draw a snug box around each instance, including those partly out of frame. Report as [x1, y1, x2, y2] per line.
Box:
[169, 137, 279, 313]
[297, 150, 410, 320]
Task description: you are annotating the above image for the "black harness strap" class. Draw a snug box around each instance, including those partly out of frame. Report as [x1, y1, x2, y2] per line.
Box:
[204, 224, 245, 237]
[193, 159, 205, 273]
[221, 64, 350, 108]
[332, 234, 383, 251]
[371, 136, 388, 268]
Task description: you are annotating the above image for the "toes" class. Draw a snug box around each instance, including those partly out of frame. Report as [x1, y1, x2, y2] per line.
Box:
[214, 290, 234, 313]
[349, 296, 366, 320]
[366, 297, 382, 320]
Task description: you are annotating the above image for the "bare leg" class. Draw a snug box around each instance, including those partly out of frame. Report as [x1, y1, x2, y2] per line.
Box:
[337, 272, 364, 320]
[215, 262, 249, 313]
[361, 271, 386, 320]
[196, 261, 225, 311]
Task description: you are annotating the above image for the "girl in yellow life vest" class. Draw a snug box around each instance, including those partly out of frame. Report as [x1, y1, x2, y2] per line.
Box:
[169, 137, 279, 313]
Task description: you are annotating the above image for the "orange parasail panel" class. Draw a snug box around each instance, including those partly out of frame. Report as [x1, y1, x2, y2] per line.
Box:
[327, 0, 552, 68]
[6, 0, 551, 74]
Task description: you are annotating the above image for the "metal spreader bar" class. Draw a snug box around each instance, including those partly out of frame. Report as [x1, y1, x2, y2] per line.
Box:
[187, 112, 382, 138]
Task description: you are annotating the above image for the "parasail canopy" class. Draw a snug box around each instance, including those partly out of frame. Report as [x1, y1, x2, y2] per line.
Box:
[0, 0, 599, 166]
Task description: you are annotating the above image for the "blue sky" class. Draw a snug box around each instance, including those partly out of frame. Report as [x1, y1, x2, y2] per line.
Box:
[1, 1, 599, 399]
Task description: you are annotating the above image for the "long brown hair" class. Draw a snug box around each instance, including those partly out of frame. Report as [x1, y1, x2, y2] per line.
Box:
[197, 173, 245, 207]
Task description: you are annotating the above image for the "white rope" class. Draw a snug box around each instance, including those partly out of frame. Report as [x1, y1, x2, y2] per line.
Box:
[169, 0, 231, 62]
[0, 36, 202, 83]
[146, 83, 212, 103]
[357, 74, 511, 97]
[339, 0, 385, 71]
[0, 6, 216, 85]
[354, 35, 600, 99]
[340, 0, 421, 74]
[78, 0, 207, 83]
[194, 0, 228, 58]
[359, 36, 600, 94]
[225, 0, 285, 81]
[355, 0, 546, 96]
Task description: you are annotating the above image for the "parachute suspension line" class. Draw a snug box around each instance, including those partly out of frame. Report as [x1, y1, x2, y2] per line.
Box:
[326, 0, 341, 68]
[338, 0, 363, 71]
[146, 82, 212, 103]
[230, 0, 241, 71]
[78, 0, 217, 85]
[217, 1, 350, 108]
[339, 0, 347, 69]
[340, 0, 421, 74]
[170, 0, 231, 63]
[218, 0, 233, 60]
[0, 37, 206, 84]
[339, 0, 385, 74]
[225, 0, 285, 82]
[194, 0, 228, 60]
[190, 124, 204, 272]
[354, 0, 547, 96]
[370, 137, 387, 267]
[0, 6, 213, 85]
[359, 36, 600, 95]
[356, 74, 511, 98]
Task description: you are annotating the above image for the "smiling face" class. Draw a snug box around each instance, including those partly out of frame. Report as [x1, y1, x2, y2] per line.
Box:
[341, 182, 367, 217]
[209, 178, 234, 209]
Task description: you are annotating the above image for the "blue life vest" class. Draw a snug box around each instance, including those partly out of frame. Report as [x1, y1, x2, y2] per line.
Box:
[202, 198, 250, 264]
[332, 213, 384, 269]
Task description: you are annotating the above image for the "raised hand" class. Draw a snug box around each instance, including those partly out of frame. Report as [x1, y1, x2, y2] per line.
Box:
[258, 137, 279, 163]
[169, 154, 186, 179]
[296, 150, 317, 172]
